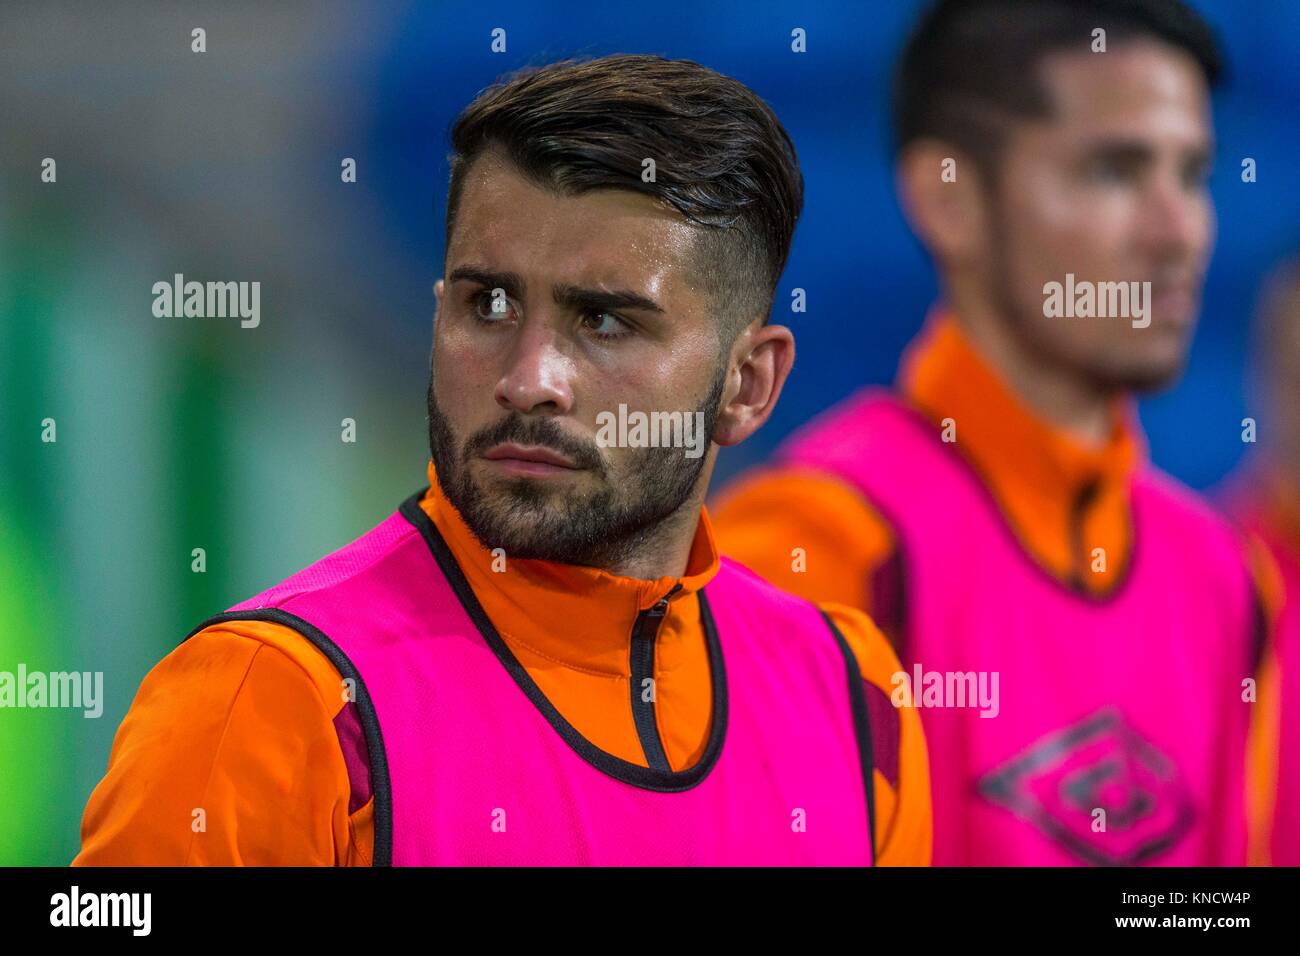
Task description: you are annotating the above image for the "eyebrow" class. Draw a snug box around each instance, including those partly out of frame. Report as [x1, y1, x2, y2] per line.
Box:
[446, 264, 665, 315]
[446, 266, 525, 301]
[553, 282, 665, 316]
[1081, 138, 1215, 166]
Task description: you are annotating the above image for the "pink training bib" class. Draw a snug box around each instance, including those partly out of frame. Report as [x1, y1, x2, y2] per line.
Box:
[781, 389, 1259, 866]
[197, 491, 882, 865]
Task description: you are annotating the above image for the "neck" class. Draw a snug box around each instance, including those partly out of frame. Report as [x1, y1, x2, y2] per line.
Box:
[593, 450, 718, 580]
[601, 493, 705, 580]
[951, 292, 1114, 447]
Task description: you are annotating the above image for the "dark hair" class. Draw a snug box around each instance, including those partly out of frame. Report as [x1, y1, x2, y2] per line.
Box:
[445, 54, 803, 334]
[893, 0, 1225, 180]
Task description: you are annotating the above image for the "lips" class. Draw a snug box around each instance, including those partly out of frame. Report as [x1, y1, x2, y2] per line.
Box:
[481, 442, 580, 474]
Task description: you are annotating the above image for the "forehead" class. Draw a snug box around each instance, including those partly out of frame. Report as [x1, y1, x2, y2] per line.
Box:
[1032, 38, 1212, 145]
[447, 149, 703, 298]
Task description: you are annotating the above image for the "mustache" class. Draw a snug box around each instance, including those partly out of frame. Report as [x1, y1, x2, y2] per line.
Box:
[463, 413, 608, 474]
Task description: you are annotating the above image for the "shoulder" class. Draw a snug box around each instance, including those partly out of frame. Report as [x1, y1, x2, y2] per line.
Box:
[818, 602, 904, 695]
[1138, 466, 1239, 533]
[74, 620, 356, 866]
[1135, 466, 1252, 570]
[710, 488, 898, 629]
[166, 619, 349, 718]
[712, 464, 892, 538]
[229, 506, 425, 615]
[778, 385, 897, 462]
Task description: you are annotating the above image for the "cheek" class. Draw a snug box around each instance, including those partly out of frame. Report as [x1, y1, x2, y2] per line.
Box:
[1192, 195, 1216, 260]
[432, 327, 496, 424]
[437, 317, 504, 381]
[1010, 174, 1134, 283]
[589, 328, 716, 408]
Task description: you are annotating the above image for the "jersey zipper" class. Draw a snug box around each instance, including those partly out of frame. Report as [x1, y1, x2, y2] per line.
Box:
[1070, 478, 1101, 589]
[629, 582, 682, 772]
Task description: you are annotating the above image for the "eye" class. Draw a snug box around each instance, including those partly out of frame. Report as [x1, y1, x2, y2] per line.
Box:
[580, 310, 631, 340]
[467, 288, 517, 323]
[1086, 155, 1138, 185]
[1181, 157, 1212, 191]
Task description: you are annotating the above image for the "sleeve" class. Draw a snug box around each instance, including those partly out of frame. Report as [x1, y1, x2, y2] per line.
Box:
[71, 622, 363, 866]
[1243, 534, 1287, 865]
[1246, 640, 1282, 865]
[710, 467, 899, 622]
[1245, 533, 1286, 670]
[821, 602, 932, 866]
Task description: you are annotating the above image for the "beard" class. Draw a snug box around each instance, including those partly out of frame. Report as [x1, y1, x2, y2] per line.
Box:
[1086, 355, 1186, 394]
[427, 369, 725, 568]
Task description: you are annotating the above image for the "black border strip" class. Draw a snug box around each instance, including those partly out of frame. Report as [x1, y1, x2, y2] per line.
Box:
[397, 490, 730, 793]
[822, 610, 878, 866]
[183, 607, 395, 866]
[628, 607, 673, 772]
[1249, 582, 1269, 675]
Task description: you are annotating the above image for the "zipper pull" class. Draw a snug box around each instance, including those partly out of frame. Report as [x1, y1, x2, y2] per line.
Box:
[650, 582, 683, 617]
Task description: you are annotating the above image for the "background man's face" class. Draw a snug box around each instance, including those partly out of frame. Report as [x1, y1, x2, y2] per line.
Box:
[429, 149, 727, 566]
[1261, 274, 1300, 473]
[982, 39, 1216, 392]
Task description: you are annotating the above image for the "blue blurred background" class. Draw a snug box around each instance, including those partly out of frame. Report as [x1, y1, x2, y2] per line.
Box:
[2, 0, 1297, 864]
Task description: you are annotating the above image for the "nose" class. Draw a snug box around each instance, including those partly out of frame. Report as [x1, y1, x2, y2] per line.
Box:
[494, 315, 575, 415]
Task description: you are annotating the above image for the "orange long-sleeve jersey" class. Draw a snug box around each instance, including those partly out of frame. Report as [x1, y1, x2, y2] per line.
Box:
[73, 461, 932, 866]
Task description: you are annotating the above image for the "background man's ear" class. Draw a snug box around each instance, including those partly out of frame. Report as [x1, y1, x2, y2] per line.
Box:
[896, 140, 988, 269]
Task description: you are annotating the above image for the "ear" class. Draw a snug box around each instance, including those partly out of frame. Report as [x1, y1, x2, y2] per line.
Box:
[712, 322, 795, 447]
[896, 139, 989, 268]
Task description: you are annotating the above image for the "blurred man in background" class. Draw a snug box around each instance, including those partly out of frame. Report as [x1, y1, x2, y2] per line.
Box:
[715, 0, 1269, 864]
[1220, 254, 1300, 865]
[73, 54, 930, 866]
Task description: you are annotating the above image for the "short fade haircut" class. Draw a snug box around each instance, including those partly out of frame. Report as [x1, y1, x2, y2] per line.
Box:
[444, 54, 804, 338]
[893, 0, 1224, 183]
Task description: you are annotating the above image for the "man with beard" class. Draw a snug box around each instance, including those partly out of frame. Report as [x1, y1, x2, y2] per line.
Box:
[73, 54, 931, 866]
[715, 0, 1270, 865]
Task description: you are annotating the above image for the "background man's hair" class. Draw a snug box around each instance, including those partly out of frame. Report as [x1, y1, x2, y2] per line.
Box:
[445, 53, 804, 338]
[892, 0, 1225, 184]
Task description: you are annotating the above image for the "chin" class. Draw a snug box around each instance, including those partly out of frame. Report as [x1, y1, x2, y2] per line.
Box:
[1100, 359, 1186, 394]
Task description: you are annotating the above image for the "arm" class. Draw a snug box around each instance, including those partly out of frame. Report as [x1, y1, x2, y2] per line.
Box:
[822, 602, 932, 866]
[1243, 534, 1288, 866]
[711, 466, 897, 614]
[72, 620, 369, 866]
